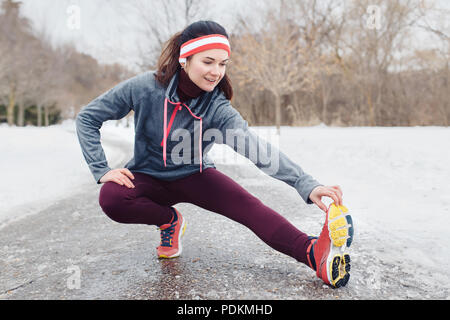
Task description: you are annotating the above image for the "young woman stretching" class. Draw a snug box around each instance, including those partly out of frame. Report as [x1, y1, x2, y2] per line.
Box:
[76, 20, 354, 288]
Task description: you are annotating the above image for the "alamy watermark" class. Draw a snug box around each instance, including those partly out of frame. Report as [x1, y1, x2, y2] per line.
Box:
[366, 5, 382, 30]
[66, 265, 81, 289]
[166, 123, 281, 176]
[66, 4, 81, 31]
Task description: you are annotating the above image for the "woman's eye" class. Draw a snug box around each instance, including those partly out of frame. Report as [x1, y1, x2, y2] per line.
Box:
[203, 62, 227, 66]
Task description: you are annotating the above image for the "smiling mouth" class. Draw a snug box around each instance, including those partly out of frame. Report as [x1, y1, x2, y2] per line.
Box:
[204, 77, 217, 83]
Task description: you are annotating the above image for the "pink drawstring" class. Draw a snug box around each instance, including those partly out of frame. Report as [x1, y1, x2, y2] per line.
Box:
[161, 98, 203, 173]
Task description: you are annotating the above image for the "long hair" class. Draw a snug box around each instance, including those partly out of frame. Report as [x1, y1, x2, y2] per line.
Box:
[155, 20, 233, 100]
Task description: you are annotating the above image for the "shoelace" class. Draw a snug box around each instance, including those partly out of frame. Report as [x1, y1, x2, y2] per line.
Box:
[158, 222, 177, 247]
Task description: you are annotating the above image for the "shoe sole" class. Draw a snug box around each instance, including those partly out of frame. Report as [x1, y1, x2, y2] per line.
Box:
[158, 218, 187, 259]
[326, 205, 354, 288]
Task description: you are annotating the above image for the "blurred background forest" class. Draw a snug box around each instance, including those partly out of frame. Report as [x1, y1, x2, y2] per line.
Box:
[0, 0, 448, 128]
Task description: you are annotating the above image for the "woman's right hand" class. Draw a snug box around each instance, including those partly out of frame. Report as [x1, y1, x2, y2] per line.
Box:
[100, 168, 135, 188]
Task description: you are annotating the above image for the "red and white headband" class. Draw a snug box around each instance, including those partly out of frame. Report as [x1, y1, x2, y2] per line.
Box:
[179, 34, 231, 65]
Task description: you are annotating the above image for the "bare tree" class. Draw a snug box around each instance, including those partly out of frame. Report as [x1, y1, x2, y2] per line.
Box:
[0, 0, 33, 126]
[338, 0, 427, 126]
[283, 0, 347, 125]
[412, 3, 450, 125]
[232, 4, 321, 134]
[110, 0, 212, 72]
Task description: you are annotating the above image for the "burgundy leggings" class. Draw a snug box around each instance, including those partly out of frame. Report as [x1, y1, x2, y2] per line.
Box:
[98, 168, 311, 265]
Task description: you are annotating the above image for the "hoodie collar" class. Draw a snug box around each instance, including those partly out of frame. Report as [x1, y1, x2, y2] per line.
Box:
[177, 68, 205, 102]
[165, 70, 181, 102]
[165, 70, 220, 106]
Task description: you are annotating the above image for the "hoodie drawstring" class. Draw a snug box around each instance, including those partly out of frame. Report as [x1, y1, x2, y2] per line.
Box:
[161, 98, 203, 173]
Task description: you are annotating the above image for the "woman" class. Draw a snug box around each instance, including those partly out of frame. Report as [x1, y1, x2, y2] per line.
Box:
[76, 20, 354, 288]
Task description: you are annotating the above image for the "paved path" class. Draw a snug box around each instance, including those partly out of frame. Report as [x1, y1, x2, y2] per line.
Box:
[1, 139, 447, 300]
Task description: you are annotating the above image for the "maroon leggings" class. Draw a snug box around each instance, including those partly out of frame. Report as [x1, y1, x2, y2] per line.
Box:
[98, 168, 311, 265]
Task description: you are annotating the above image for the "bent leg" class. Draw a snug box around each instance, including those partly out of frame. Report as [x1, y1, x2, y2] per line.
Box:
[168, 168, 312, 265]
[98, 172, 179, 226]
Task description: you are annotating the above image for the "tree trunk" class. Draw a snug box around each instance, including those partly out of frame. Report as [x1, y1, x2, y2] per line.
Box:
[321, 90, 328, 125]
[365, 85, 375, 126]
[251, 103, 259, 125]
[17, 101, 25, 127]
[7, 83, 16, 126]
[320, 74, 330, 124]
[440, 62, 449, 126]
[274, 92, 281, 135]
[37, 104, 42, 127]
[286, 104, 297, 125]
[44, 105, 49, 126]
[375, 76, 384, 125]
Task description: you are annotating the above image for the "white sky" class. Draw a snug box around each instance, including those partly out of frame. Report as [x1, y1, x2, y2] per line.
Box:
[17, 0, 450, 71]
[18, 0, 247, 70]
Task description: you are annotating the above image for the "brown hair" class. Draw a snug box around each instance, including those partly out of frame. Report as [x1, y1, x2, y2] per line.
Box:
[154, 21, 233, 100]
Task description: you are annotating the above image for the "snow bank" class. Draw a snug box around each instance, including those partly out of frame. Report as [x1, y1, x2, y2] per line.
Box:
[0, 120, 131, 227]
[1, 121, 449, 283]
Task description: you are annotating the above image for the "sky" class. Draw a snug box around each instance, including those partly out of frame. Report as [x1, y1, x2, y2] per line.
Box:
[18, 0, 247, 71]
[17, 0, 450, 71]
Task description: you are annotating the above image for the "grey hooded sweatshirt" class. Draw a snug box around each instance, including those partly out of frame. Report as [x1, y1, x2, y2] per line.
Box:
[75, 70, 322, 204]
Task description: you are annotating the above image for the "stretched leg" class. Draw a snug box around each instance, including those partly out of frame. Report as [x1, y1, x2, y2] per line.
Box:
[98, 172, 180, 226]
[167, 168, 312, 265]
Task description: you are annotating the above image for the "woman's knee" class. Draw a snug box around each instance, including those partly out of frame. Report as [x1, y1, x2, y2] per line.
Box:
[98, 182, 129, 221]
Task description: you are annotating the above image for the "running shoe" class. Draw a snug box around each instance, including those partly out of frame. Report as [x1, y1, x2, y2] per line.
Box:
[306, 203, 354, 288]
[156, 207, 187, 259]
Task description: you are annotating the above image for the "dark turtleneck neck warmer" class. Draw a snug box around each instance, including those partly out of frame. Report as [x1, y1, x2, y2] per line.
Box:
[176, 68, 205, 103]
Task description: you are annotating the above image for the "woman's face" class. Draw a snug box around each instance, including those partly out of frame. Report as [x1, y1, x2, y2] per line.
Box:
[183, 48, 229, 92]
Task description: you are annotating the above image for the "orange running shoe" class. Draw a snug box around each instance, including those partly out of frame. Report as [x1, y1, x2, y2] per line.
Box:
[156, 207, 187, 259]
[306, 203, 354, 288]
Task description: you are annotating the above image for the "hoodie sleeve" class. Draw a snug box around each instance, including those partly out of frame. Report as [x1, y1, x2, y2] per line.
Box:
[76, 78, 134, 184]
[212, 101, 322, 204]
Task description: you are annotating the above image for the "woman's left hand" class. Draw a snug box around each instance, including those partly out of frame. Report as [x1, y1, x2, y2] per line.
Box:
[309, 185, 343, 212]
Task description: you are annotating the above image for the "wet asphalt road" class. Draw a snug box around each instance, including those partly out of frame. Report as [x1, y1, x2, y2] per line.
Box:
[1, 138, 448, 300]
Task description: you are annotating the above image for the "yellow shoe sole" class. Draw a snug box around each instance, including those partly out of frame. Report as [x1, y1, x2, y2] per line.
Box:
[327, 204, 354, 288]
[329, 253, 351, 288]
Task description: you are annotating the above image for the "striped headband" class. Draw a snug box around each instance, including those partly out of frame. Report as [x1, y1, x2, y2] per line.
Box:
[179, 34, 231, 65]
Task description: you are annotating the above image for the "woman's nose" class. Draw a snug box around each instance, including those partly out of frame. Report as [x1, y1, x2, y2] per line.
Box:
[210, 65, 220, 76]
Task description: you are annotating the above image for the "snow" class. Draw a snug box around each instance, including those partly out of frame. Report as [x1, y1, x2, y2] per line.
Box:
[1, 120, 449, 291]
[275, 125, 450, 286]
[0, 120, 131, 227]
